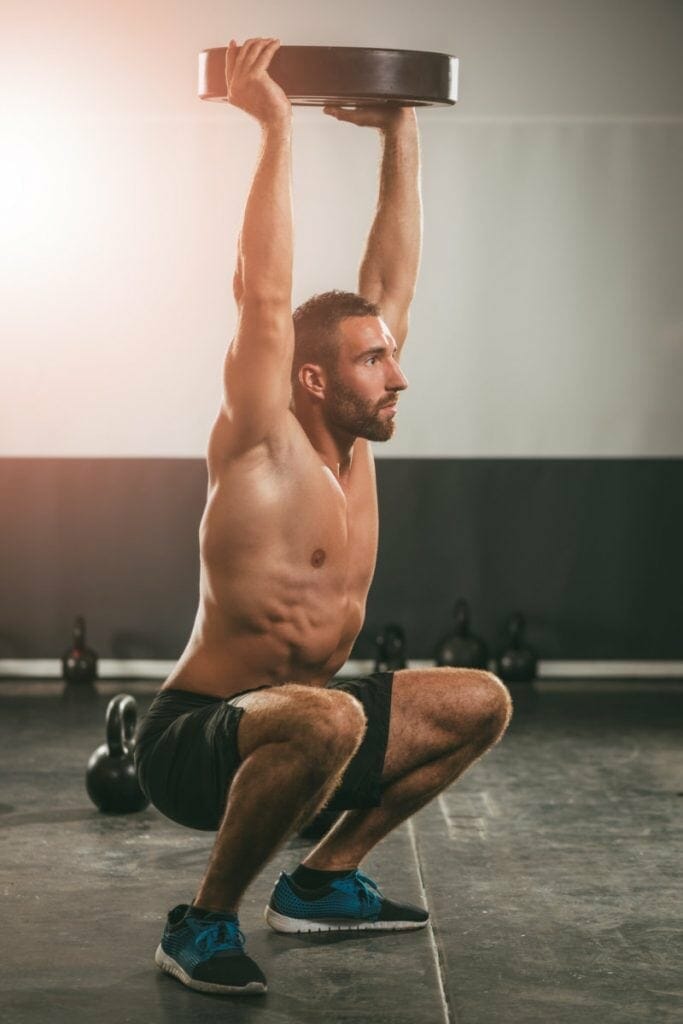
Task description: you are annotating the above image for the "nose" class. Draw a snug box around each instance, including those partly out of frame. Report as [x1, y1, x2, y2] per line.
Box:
[389, 359, 409, 392]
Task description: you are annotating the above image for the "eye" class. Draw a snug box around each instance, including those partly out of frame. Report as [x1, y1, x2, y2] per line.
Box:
[367, 356, 378, 365]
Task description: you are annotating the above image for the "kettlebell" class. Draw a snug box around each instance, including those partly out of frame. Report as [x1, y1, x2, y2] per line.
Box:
[374, 623, 407, 672]
[495, 612, 538, 683]
[62, 615, 98, 685]
[434, 598, 488, 669]
[85, 694, 150, 813]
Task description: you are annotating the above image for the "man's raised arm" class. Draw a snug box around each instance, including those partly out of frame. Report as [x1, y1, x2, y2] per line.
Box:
[214, 38, 295, 454]
[228, 38, 292, 307]
[324, 105, 423, 353]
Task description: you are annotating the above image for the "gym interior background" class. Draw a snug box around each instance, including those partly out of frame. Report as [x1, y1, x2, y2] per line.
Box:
[1, 1, 681, 1023]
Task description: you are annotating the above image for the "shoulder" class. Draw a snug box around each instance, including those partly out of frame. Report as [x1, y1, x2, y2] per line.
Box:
[207, 407, 301, 478]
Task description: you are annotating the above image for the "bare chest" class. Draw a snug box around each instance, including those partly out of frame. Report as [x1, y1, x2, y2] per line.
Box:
[202, 433, 379, 603]
[285, 457, 378, 594]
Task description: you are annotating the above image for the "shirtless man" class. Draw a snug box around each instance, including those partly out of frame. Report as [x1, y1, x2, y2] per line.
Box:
[135, 37, 512, 996]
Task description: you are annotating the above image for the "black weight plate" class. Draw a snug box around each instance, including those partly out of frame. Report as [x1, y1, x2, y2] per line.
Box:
[198, 45, 458, 107]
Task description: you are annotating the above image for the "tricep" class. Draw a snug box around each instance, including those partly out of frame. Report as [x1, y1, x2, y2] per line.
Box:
[218, 297, 295, 453]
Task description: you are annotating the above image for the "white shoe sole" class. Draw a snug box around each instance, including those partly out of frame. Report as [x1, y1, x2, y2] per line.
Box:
[154, 945, 267, 995]
[264, 906, 428, 934]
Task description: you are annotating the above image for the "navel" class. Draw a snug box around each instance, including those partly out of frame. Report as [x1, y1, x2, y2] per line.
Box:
[311, 548, 326, 569]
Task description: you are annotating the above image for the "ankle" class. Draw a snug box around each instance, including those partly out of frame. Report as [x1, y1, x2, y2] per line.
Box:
[189, 902, 238, 920]
[192, 893, 239, 915]
[291, 864, 357, 889]
[302, 858, 358, 873]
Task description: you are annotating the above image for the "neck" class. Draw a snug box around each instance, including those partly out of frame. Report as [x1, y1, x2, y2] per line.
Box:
[308, 420, 356, 482]
[293, 396, 355, 481]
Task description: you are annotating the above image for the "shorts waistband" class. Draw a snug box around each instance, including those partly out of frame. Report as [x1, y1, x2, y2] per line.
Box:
[149, 684, 270, 708]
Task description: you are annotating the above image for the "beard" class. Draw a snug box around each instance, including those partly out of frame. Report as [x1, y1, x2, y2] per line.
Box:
[325, 378, 396, 442]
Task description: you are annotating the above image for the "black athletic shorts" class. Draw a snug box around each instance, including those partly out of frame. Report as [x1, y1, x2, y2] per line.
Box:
[134, 673, 394, 832]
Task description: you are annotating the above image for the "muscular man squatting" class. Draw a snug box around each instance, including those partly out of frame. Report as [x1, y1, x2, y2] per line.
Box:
[134, 37, 513, 996]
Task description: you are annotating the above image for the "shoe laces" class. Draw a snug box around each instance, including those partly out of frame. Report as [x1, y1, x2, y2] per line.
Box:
[355, 871, 382, 896]
[334, 870, 383, 911]
[194, 919, 245, 957]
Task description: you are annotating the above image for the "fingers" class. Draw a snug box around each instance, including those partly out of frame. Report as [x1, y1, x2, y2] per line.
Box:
[226, 38, 281, 91]
[224, 37, 290, 122]
[237, 37, 279, 75]
[225, 39, 237, 82]
[323, 104, 403, 129]
[324, 106, 360, 123]
[225, 38, 256, 85]
[251, 38, 281, 74]
[238, 37, 265, 72]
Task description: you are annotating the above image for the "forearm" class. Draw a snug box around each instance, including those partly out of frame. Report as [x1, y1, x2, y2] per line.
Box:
[239, 120, 293, 303]
[358, 109, 423, 299]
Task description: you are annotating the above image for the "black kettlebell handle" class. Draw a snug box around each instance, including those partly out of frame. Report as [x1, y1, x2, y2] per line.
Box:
[72, 615, 87, 651]
[106, 694, 138, 758]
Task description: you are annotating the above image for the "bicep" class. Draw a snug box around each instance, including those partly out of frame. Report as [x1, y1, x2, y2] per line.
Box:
[221, 298, 294, 449]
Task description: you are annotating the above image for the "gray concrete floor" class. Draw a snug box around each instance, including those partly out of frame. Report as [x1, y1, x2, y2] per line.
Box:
[0, 679, 681, 1024]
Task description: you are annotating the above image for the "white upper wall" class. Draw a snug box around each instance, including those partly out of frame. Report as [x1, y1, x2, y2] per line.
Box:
[1, 0, 681, 456]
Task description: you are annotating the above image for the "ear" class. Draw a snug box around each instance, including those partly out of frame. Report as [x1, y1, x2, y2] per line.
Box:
[298, 363, 327, 400]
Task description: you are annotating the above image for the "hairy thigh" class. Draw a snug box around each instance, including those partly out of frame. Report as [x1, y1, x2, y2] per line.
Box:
[234, 683, 365, 761]
[382, 667, 512, 783]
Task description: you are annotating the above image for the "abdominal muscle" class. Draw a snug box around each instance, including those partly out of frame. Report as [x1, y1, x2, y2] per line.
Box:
[161, 425, 378, 699]
[162, 566, 367, 696]
[162, 591, 364, 697]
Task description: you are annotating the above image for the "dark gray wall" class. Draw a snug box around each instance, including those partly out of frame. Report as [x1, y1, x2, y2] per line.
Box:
[1, 458, 680, 663]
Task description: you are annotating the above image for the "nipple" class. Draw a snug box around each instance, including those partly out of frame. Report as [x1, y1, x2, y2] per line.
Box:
[311, 548, 326, 568]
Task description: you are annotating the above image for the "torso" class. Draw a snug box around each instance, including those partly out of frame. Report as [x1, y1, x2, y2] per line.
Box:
[161, 410, 378, 698]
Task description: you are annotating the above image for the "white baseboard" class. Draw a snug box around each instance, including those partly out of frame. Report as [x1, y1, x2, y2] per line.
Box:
[0, 658, 681, 681]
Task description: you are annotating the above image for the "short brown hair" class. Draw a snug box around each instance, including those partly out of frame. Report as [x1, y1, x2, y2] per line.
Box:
[291, 290, 381, 386]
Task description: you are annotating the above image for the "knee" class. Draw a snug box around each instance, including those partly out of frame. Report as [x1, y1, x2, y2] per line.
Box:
[297, 690, 367, 768]
[469, 671, 513, 744]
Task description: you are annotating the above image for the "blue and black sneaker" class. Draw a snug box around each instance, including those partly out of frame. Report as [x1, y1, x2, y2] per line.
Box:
[265, 870, 429, 934]
[155, 904, 267, 995]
